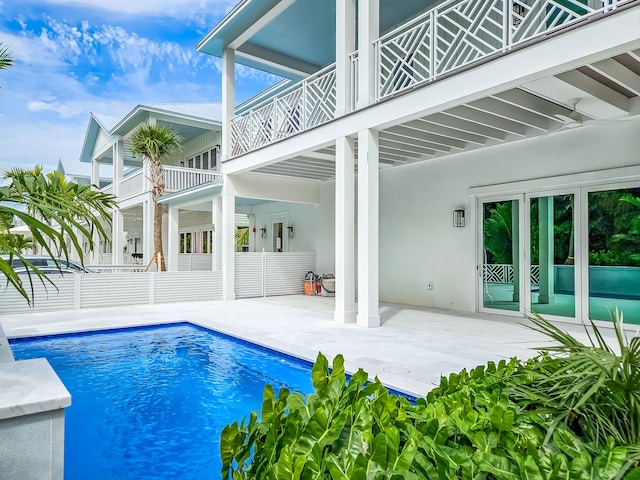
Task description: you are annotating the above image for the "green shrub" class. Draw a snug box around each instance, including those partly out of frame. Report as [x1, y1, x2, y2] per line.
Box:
[220, 314, 640, 479]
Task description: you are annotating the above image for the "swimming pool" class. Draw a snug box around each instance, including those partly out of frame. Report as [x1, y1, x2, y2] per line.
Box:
[10, 323, 314, 480]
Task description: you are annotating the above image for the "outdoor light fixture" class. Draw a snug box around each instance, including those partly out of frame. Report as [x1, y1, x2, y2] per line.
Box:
[287, 226, 294, 238]
[453, 209, 465, 228]
[260, 227, 267, 239]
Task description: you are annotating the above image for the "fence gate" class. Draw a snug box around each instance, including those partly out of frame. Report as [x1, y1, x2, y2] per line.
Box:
[234, 252, 316, 299]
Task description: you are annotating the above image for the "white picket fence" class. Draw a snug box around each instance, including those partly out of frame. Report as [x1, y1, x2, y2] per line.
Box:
[0, 271, 223, 314]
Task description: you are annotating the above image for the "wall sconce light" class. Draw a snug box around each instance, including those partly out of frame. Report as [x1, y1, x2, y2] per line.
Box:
[287, 226, 294, 238]
[453, 209, 465, 228]
[260, 227, 267, 239]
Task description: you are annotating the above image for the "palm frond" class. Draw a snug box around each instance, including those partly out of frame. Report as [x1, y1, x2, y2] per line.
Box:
[522, 310, 640, 446]
[0, 167, 117, 304]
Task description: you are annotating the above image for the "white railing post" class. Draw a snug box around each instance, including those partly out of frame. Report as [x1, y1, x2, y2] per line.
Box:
[429, 10, 436, 81]
[302, 81, 308, 130]
[273, 95, 278, 140]
[503, 0, 511, 50]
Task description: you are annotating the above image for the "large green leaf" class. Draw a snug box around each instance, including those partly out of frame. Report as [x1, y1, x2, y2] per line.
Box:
[475, 452, 520, 480]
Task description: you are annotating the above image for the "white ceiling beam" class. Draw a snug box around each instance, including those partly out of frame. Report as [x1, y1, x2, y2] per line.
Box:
[255, 168, 330, 181]
[385, 123, 467, 150]
[228, 0, 295, 50]
[446, 105, 528, 136]
[426, 113, 506, 141]
[381, 128, 459, 152]
[301, 152, 335, 161]
[354, 147, 407, 164]
[412, 120, 486, 145]
[379, 138, 440, 156]
[277, 159, 335, 171]
[467, 97, 551, 131]
[627, 48, 640, 64]
[589, 58, 640, 97]
[556, 70, 630, 113]
[376, 149, 414, 163]
[493, 89, 572, 120]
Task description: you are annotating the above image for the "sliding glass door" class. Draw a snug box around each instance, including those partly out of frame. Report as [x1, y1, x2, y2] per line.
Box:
[480, 197, 522, 314]
[479, 184, 640, 325]
[588, 186, 640, 325]
[528, 193, 576, 319]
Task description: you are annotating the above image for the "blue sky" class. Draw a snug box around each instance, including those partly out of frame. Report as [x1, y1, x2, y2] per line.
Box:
[0, 0, 277, 174]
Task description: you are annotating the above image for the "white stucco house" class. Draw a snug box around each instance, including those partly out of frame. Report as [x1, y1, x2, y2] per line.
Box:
[79, 0, 640, 328]
[185, 0, 640, 327]
[78, 103, 223, 270]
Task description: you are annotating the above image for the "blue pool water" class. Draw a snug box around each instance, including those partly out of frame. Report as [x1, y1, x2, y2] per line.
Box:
[10, 323, 314, 480]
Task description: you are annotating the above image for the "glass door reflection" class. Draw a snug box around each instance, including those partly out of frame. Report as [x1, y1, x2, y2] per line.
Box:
[482, 199, 520, 312]
[529, 194, 575, 318]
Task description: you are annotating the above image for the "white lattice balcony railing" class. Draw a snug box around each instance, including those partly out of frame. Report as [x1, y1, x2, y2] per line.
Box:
[230, 64, 337, 156]
[375, 0, 633, 100]
[483, 264, 541, 285]
[229, 0, 631, 156]
[164, 166, 222, 192]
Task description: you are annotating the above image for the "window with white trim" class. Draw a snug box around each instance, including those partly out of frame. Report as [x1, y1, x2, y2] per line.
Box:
[179, 229, 214, 253]
[186, 146, 219, 171]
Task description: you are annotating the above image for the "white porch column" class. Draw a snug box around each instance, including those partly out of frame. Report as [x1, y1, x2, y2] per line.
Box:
[111, 209, 124, 265]
[112, 140, 123, 198]
[357, 128, 380, 328]
[538, 196, 555, 304]
[335, 136, 356, 324]
[166, 205, 179, 272]
[91, 159, 100, 187]
[142, 197, 153, 268]
[221, 189, 236, 300]
[357, 0, 379, 108]
[213, 196, 223, 270]
[221, 48, 235, 161]
[336, 0, 356, 116]
[111, 140, 125, 265]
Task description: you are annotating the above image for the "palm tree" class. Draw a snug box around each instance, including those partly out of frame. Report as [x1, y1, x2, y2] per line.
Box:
[0, 167, 117, 303]
[0, 43, 14, 74]
[129, 123, 182, 272]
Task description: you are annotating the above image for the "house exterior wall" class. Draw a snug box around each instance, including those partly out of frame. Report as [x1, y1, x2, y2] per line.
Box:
[166, 131, 221, 166]
[387, 119, 640, 311]
[238, 201, 321, 256]
[306, 118, 640, 313]
[179, 210, 212, 229]
[93, 129, 113, 160]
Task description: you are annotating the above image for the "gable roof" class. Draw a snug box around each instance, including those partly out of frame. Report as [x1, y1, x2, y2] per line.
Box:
[79, 103, 222, 164]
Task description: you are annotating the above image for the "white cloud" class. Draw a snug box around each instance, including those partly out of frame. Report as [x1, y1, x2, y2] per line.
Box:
[0, 6, 279, 175]
[25, 0, 237, 18]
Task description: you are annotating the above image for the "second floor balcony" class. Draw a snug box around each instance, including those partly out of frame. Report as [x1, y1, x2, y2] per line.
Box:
[102, 165, 223, 201]
[227, 0, 635, 157]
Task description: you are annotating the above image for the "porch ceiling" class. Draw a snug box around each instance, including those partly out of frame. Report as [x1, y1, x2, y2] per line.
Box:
[250, 49, 640, 182]
[198, 0, 440, 79]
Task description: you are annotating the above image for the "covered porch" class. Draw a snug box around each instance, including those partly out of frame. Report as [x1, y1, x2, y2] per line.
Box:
[202, 0, 640, 327]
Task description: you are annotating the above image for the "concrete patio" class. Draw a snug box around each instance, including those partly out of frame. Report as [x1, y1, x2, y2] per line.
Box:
[0, 295, 601, 397]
